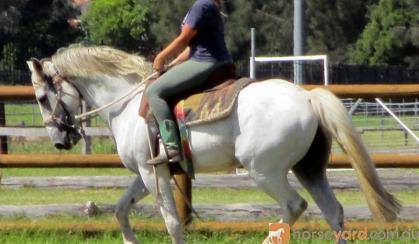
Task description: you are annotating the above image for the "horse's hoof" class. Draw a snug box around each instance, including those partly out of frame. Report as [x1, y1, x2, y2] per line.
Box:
[261, 236, 270, 244]
[123, 240, 139, 244]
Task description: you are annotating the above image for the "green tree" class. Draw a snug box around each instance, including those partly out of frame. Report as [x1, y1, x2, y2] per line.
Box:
[351, 0, 419, 67]
[306, 0, 378, 63]
[224, 0, 293, 60]
[82, 0, 154, 56]
[81, 0, 386, 65]
[0, 0, 82, 71]
[146, 0, 293, 61]
[0, 43, 18, 70]
[148, 0, 194, 51]
[225, 0, 377, 63]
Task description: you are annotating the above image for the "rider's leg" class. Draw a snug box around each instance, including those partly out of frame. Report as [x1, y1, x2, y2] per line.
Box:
[145, 60, 224, 164]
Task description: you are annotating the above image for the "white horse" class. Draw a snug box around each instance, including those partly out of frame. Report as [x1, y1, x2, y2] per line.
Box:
[27, 46, 400, 244]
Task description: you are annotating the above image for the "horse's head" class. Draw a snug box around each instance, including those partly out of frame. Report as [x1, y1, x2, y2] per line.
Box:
[27, 58, 83, 150]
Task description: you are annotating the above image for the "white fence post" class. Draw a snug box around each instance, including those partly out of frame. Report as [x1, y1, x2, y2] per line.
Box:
[250, 28, 256, 79]
[375, 98, 419, 144]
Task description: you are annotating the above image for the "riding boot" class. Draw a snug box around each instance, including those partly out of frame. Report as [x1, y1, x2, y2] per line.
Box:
[147, 120, 182, 165]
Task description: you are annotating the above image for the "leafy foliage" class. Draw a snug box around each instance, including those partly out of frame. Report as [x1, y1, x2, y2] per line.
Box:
[351, 0, 419, 67]
[2, 0, 419, 73]
[145, 0, 377, 63]
[0, 0, 82, 70]
[224, 0, 293, 60]
[147, 0, 294, 61]
[148, 0, 194, 51]
[0, 43, 18, 70]
[306, 0, 378, 63]
[81, 0, 154, 56]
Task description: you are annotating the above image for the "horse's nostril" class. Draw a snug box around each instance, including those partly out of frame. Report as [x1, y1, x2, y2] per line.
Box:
[54, 143, 65, 149]
[55, 143, 71, 150]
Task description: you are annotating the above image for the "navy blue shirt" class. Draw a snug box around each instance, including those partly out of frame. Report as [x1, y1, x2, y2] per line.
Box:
[183, 0, 231, 62]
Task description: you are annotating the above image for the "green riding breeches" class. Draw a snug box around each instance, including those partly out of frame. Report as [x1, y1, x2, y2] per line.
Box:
[146, 59, 228, 124]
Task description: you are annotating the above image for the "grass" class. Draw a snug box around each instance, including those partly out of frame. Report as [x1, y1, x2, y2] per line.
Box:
[5, 104, 43, 126]
[5, 104, 107, 127]
[0, 187, 418, 206]
[333, 129, 418, 154]
[0, 167, 132, 177]
[6, 104, 416, 128]
[0, 216, 417, 243]
[3, 229, 415, 244]
[5, 103, 115, 154]
[8, 137, 116, 154]
[351, 114, 416, 128]
[1, 167, 418, 177]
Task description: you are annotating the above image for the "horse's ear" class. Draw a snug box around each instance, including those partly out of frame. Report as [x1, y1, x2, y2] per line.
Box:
[27, 58, 44, 75]
[27, 58, 46, 86]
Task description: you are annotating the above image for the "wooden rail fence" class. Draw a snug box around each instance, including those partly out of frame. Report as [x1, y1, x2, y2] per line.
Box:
[0, 154, 418, 168]
[0, 84, 419, 100]
[0, 84, 418, 225]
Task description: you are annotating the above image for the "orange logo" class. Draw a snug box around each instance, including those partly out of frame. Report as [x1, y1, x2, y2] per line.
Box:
[268, 222, 290, 244]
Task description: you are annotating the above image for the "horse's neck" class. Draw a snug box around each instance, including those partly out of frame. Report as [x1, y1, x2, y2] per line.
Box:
[72, 75, 143, 126]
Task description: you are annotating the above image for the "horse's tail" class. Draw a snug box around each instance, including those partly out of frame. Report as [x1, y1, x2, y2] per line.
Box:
[307, 88, 401, 222]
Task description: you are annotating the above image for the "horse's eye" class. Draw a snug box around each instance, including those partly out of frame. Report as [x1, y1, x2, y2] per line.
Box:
[38, 95, 49, 105]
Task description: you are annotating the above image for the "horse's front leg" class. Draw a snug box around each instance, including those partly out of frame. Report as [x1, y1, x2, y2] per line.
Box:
[115, 175, 149, 244]
[140, 164, 185, 244]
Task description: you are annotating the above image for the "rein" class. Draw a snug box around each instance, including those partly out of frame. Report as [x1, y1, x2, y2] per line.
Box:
[74, 71, 158, 120]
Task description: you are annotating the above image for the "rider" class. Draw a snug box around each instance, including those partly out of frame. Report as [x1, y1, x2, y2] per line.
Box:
[146, 0, 232, 165]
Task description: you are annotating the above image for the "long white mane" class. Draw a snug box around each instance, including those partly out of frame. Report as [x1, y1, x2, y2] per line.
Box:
[51, 46, 152, 81]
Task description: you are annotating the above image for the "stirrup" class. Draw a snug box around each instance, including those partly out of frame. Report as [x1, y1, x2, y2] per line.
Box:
[146, 153, 169, 165]
[146, 141, 181, 165]
[167, 148, 182, 163]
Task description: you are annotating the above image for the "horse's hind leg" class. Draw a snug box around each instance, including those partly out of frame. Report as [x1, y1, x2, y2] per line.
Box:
[292, 127, 345, 239]
[241, 147, 308, 225]
[252, 163, 308, 244]
[293, 165, 344, 232]
[253, 169, 308, 225]
[115, 175, 149, 244]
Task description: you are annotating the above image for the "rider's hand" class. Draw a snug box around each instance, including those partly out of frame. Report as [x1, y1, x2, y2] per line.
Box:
[153, 55, 165, 74]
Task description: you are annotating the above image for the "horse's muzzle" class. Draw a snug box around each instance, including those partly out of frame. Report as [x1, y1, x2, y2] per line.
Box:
[54, 142, 72, 150]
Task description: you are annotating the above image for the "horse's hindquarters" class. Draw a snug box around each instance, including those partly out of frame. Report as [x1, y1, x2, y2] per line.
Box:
[233, 80, 318, 172]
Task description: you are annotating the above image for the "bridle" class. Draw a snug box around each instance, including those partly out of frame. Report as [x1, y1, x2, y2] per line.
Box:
[40, 62, 158, 135]
[41, 68, 86, 138]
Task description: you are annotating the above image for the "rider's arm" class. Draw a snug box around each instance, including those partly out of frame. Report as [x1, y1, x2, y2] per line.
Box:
[153, 24, 197, 72]
[168, 47, 191, 67]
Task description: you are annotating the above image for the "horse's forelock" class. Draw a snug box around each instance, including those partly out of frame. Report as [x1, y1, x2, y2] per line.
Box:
[51, 46, 151, 81]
